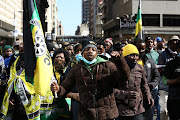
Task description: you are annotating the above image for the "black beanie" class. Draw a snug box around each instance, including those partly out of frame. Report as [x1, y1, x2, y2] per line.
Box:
[81, 40, 97, 54]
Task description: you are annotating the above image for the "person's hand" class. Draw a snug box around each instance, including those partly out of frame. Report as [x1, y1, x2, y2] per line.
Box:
[147, 97, 154, 108]
[51, 82, 59, 93]
[72, 93, 80, 101]
[127, 91, 139, 99]
[111, 51, 121, 57]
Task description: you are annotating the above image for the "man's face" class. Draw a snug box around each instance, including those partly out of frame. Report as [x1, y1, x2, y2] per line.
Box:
[4, 48, 13, 57]
[66, 45, 74, 55]
[104, 41, 111, 51]
[97, 45, 105, 54]
[83, 47, 97, 61]
[146, 39, 154, 50]
[168, 39, 179, 51]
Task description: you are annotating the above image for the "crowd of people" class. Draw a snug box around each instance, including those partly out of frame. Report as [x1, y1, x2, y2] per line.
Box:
[0, 35, 179, 120]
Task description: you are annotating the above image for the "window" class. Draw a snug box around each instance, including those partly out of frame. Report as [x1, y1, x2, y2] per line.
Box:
[142, 14, 160, 26]
[163, 15, 180, 26]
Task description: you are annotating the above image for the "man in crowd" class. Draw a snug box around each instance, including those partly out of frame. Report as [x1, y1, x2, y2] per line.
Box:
[158, 35, 179, 120]
[51, 40, 130, 120]
[97, 40, 111, 59]
[104, 38, 113, 54]
[135, 40, 160, 120]
[145, 36, 159, 65]
[163, 41, 180, 120]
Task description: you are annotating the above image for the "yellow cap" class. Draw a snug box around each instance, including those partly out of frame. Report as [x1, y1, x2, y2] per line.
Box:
[123, 44, 139, 57]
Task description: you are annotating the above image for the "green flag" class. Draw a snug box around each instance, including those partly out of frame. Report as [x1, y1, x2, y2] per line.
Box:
[135, 0, 143, 41]
[24, 0, 53, 96]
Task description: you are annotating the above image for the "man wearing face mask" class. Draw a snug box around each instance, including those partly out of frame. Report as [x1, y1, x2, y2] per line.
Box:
[114, 44, 154, 120]
[135, 40, 160, 120]
[51, 40, 130, 120]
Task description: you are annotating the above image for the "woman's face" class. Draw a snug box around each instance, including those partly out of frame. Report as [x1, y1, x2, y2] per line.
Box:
[54, 53, 66, 71]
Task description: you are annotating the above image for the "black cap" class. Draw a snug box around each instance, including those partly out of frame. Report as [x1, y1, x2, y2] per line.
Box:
[145, 36, 154, 42]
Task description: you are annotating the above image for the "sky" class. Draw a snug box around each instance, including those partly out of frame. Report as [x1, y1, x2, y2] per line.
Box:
[57, 0, 82, 35]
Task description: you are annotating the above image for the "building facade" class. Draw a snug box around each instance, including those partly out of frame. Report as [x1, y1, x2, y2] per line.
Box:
[0, 0, 23, 45]
[101, 0, 180, 42]
[45, 0, 59, 38]
[89, 0, 99, 39]
[82, 0, 89, 24]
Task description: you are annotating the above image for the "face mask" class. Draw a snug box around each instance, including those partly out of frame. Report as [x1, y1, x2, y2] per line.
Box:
[50, 53, 54, 57]
[178, 52, 180, 57]
[14, 50, 19, 55]
[125, 57, 136, 69]
[75, 53, 83, 61]
[83, 58, 97, 65]
[76, 53, 97, 65]
[54, 59, 65, 72]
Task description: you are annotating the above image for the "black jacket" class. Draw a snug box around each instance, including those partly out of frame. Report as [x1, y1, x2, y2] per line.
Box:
[142, 55, 160, 90]
[163, 57, 180, 100]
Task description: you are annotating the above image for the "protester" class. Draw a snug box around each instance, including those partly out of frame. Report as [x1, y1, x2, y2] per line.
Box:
[97, 40, 111, 59]
[73, 43, 82, 55]
[157, 35, 179, 120]
[163, 41, 180, 120]
[0, 43, 42, 120]
[46, 42, 56, 58]
[114, 44, 154, 120]
[113, 42, 125, 55]
[52, 48, 72, 119]
[66, 44, 74, 56]
[51, 40, 130, 120]
[145, 36, 159, 64]
[157, 41, 165, 54]
[135, 40, 160, 120]
[104, 38, 113, 54]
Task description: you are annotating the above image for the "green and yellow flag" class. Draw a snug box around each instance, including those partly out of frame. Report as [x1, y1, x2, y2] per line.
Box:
[24, 0, 53, 96]
[135, 0, 143, 41]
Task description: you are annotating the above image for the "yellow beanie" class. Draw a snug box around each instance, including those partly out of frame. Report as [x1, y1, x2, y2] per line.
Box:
[123, 44, 139, 57]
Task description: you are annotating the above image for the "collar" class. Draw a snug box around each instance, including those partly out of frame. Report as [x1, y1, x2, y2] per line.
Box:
[168, 48, 177, 55]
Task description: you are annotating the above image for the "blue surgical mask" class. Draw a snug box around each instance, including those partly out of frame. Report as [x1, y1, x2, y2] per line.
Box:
[76, 53, 97, 65]
[75, 53, 83, 61]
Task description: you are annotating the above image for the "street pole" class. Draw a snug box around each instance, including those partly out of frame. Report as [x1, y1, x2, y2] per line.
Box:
[14, 11, 16, 44]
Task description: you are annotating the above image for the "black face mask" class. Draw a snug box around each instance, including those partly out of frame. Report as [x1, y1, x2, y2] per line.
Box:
[125, 57, 136, 69]
[139, 52, 146, 59]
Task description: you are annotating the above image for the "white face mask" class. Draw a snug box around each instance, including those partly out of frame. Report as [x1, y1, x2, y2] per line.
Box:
[50, 53, 54, 57]
[14, 50, 19, 55]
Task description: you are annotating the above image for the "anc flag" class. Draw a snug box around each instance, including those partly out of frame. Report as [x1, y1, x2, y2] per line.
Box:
[135, 0, 143, 41]
[23, 0, 53, 96]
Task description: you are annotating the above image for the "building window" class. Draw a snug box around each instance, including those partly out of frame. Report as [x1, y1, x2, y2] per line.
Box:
[141, 14, 160, 26]
[163, 15, 180, 26]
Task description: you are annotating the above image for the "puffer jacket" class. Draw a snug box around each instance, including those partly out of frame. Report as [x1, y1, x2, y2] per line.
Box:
[114, 63, 152, 116]
[59, 55, 130, 120]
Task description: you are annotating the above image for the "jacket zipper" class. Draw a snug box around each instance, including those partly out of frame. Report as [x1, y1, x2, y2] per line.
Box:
[82, 65, 99, 119]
